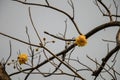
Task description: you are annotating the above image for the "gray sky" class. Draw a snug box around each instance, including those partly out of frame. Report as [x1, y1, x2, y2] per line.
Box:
[0, 0, 120, 80]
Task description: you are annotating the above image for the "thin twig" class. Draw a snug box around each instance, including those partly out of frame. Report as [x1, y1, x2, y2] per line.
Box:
[64, 19, 67, 39]
[102, 39, 116, 43]
[44, 31, 74, 41]
[94, 0, 104, 15]
[0, 32, 41, 47]
[26, 26, 34, 67]
[67, 58, 93, 72]
[12, 0, 82, 35]
[24, 70, 33, 80]
[45, 0, 50, 6]
[113, 0, 118, 21]
[100, 74, 106, 80]
[28, 7, 43, 45]
[42, 46, 85, 80]
[68, 0, 75, 19]
[112, 67, 117, 80]
[97, 0, 113, 21]
[67, 47, 75, 64]
[111, 50, 119, 62]
[91, 46, 119, 78]
[23, 70, 78, 78]
[103, 14, 120, 17]
[5, 40, 12, 66]
[43, 19, 69, 77]
[87, 55, 116, 80]
[44, 62, 62, 77]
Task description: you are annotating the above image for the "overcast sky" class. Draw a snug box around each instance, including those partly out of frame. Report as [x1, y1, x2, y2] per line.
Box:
[0, 0, 120, 80]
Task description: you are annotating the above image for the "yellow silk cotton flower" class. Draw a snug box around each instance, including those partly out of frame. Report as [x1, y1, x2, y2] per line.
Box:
[18, 53, 28, 65]
[75, 35, 87, 47]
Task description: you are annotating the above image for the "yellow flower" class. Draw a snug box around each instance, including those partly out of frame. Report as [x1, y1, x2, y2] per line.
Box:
[18, 53, 28, 65]
[75, 35, 87, 47]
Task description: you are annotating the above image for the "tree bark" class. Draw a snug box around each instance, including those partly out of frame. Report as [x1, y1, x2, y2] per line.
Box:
[0, 63, 11, 80]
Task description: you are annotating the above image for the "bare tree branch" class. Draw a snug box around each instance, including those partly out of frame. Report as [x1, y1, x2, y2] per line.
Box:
[0, 32, 41, 47]
[28, 7, 43, 45]
[5, 41, 12, 66]
[1, 0, 120, 79]
[12, 0, 82, 35]
[92, 45, 119, 78]
[44, 31, 74, 41]
[86, 21, 120, 38]
[96, 0, 113, 21]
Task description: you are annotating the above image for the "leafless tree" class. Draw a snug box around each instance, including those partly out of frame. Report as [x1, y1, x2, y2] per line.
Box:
[0, 0, 120, 80]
